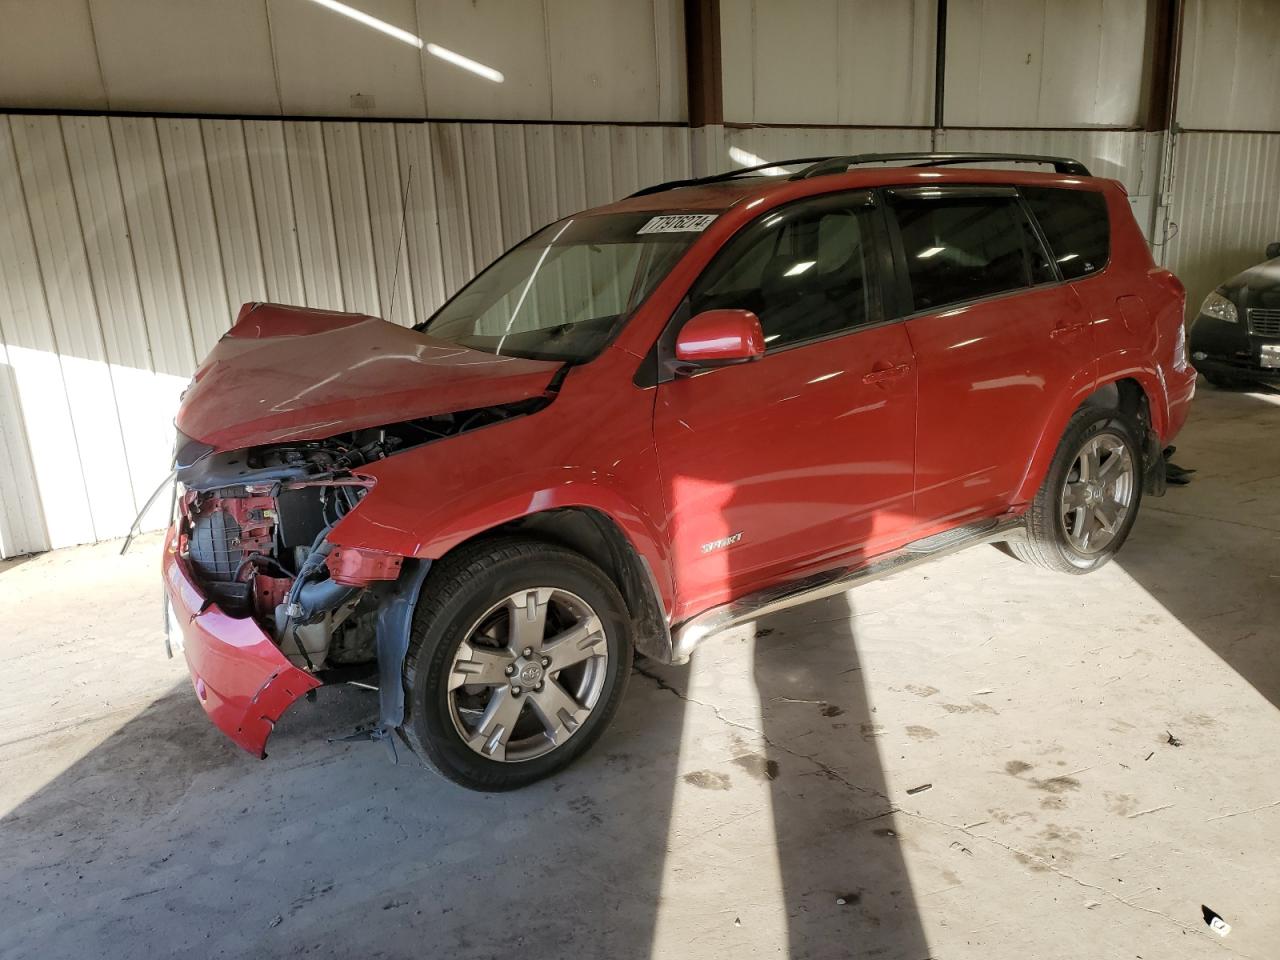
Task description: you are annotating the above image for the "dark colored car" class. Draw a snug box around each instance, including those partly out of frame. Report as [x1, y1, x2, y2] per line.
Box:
[163, 152, 1196, 790]
[1190, 241, 1280, 385]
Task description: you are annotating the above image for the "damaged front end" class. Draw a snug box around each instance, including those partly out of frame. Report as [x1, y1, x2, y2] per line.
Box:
[167, 405, 532, 757]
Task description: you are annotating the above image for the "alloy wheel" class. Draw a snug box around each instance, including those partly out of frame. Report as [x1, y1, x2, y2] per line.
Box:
[1058, 431, 1136, 555]
[446, 588, 610, 762]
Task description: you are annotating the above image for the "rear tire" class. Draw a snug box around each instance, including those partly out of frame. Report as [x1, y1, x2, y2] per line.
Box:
[402, 537, 632, 791]
[1008, 407, 1144, 574]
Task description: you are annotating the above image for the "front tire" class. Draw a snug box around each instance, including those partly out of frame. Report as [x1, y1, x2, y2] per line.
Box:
[1009, 407, 1144, 574]
[402, 537, 632, 791]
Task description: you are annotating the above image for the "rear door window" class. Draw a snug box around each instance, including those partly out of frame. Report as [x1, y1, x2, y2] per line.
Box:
[889, 193, 1054, 313]
[689, 192, 884, 350]
[1021, 186, 1110, 280]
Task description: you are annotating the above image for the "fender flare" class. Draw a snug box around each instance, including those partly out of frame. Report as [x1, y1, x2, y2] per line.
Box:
[1013, 366, 1168, 504]
[334, 473, 673, 602]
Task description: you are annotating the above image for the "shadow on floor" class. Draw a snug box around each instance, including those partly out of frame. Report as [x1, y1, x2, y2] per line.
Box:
[1117, 385, 1280, 710]
[0, 594, 931, 959]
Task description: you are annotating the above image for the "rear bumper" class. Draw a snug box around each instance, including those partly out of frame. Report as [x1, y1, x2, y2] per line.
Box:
[1164, 365, 1198, 440]
[162, 528, 320, 758]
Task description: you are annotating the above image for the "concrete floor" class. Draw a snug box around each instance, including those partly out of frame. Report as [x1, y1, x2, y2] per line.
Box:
[2, 381, 1278, 960]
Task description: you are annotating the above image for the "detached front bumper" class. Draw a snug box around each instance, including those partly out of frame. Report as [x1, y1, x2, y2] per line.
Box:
[163, 528, 320, 758]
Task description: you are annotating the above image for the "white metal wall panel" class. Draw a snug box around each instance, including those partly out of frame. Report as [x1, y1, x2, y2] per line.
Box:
[523, 126, 564, 238]
[108, 117, 199, 377]
[416, 0, 553, 121]
[323, 123, 382, 317]
[89, 0, 280, 116]
[360, 124, 415, 326]
[268, 0, 427, 120]
[60, 116, 174, 518]
[156, 119, 233, 360]
[494, 126, 535, 250]
[546, 0, 671, 123]
[936, 128, 1159, 195]
[360, 122, 414, 327]
[712, 126, 934, 175]
[1179, 0, 1280, 132]
[429, 123, 479, 300]
[2, 0, 686, 124]
[8, 116, 138, 541]
[1163, 132, 1280, 317]
[284, 122, 345, 312]
[243, 121, 307, 305]
[720, 0, 937, 126]
[945, 0, 1148, 128]
[0, 0, 107, 111]
[202, 120, 270, 314]
[0, 339, 48, 557]
[460, 125, 506, 272]
[393, 124, 449, 319]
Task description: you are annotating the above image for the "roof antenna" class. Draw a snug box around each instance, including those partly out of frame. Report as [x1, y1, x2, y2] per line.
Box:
[387, 162, 413, 326]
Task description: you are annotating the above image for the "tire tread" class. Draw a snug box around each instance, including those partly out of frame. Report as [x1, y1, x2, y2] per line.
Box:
[401, 536, 631, 790]
[1010, 406, 1143, 575]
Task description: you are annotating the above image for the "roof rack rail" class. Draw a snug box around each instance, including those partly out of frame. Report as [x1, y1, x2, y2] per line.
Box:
[793, 152, 1092, 178]
[626, 151, 1092, 200]
[626, 156, 835, 198]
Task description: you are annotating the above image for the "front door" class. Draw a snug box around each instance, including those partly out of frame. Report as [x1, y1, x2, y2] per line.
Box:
[653, 191, 917, 620]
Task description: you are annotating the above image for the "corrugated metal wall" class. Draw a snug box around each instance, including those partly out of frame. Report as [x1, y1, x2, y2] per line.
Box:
[1161, 132, 1280, 316]
[0, 114, 691, 557]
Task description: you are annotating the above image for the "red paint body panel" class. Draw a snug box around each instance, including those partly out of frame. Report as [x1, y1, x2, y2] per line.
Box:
[675, 309, 766, 362]
[907, 282, 1097, 523]
[654, 322, 917, 619]
[164, 529, 320, 758]
[326, 347, 678, 613]
[177, 303, 560, 451]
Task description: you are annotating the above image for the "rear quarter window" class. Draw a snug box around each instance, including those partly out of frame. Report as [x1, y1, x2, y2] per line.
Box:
[1021, 186, 1110, 280]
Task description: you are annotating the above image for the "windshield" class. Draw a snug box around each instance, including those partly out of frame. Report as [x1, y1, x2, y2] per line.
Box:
[422, 212, 709, 362]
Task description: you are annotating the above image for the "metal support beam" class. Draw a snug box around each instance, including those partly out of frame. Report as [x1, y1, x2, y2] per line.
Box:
[684, 0, 723, 127]
[1144, 0, 1184, 131]
[933, 0, 948, 135]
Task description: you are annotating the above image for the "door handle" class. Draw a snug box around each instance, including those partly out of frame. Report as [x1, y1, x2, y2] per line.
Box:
[862, 362, 911, 385]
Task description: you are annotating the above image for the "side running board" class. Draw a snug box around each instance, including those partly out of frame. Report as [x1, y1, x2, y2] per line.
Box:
[668, 515, 1026, 663]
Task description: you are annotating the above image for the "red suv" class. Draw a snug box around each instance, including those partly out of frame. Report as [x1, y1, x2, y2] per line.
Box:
[163, 152, 1196, 790]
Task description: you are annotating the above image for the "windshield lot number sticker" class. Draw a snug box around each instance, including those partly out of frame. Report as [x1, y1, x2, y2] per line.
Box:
[638, 214, 717, 234]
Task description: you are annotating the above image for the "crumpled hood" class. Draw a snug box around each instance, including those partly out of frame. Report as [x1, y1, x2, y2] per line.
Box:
[177, 303, 562, 451]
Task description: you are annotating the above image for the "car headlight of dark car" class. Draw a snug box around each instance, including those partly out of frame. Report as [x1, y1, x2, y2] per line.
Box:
[1199, 290, 1238, 323]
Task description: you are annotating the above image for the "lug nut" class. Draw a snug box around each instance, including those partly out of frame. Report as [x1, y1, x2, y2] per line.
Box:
[510, 685, 522, 696]
[535, 681, 544, 691]
[505, 664, 515, 676]
[541, 657, 550, 667]
[522, 647, 533, 657]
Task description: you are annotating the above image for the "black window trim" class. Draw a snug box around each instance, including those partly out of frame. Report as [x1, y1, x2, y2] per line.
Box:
[883, 184, 1066, 322]
[639, 188, 904, 386]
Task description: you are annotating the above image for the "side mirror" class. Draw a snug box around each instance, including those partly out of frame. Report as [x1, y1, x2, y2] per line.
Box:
[1266, 241, 1280, 260]
[674, 309, 766, 367]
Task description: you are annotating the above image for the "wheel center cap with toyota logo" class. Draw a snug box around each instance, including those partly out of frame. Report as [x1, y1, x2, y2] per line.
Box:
[518, 662, 544, 686]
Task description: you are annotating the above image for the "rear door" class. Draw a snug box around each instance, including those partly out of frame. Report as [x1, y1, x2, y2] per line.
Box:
[653, 191, 917, 618]
[886, 185, 1096, 526]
